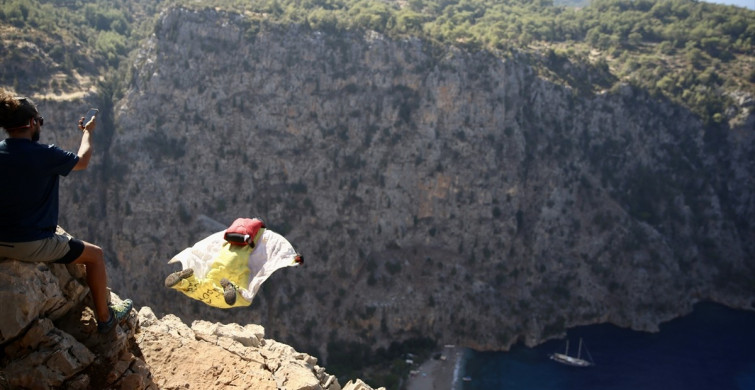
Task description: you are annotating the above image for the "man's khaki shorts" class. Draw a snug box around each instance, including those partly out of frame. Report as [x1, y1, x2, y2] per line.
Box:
[0, 227, 84, 264]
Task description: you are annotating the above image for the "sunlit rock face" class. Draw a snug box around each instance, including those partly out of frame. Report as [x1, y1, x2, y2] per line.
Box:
[0, 261, 376, 389]
[46, 6, 753, 356]
[0, 261, 151, 389]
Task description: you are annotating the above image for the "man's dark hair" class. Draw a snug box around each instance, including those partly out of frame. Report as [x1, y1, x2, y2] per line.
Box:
[0, 89, 39, 130]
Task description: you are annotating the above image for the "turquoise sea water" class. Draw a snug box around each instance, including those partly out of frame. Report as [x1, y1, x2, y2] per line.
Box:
[457, 302, 755, 390]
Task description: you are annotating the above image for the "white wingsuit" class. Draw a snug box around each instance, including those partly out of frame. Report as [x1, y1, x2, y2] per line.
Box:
[167, 229, 302, 308]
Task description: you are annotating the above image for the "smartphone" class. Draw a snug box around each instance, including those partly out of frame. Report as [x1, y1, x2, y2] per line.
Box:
[83, 108, 99, 124]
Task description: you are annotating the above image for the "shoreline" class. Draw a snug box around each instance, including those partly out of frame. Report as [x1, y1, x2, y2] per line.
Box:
[405, 345, 466, 390]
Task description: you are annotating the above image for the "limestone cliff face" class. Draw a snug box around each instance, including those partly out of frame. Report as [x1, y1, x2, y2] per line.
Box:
[0, 261, 377, 390]
[44, 6, 753, 357]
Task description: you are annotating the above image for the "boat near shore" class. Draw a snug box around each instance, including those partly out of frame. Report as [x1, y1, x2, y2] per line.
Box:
[549, 338, 594, 367]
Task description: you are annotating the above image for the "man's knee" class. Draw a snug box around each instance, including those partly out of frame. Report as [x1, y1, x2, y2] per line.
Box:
[89, 243, 103, 255]
[75, 242, 104, 264]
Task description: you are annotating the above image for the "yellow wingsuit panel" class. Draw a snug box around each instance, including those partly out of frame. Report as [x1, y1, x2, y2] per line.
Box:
[170, 242, 254, 308]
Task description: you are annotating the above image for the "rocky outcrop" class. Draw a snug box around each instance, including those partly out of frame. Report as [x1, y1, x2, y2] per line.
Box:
[0, 260, 380, 390]
[0, 260, 150, 389]
[29, 5, 755, 362]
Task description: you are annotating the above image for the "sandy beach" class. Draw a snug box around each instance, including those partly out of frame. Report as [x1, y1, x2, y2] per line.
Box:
[405, 346, 465, 390]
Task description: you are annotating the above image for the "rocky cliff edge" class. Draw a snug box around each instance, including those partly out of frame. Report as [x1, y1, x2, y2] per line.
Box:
[0, 260, 379, 390]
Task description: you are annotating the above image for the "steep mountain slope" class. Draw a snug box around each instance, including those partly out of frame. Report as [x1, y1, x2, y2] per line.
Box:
[47, 5, 754, 357]
[13, 7, 753, 381]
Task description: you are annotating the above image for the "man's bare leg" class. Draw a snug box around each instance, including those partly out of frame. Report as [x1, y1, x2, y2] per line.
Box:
[72, 241, 110, 322]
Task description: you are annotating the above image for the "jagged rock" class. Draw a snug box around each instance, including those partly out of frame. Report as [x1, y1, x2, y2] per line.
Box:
[2, 318, 94, 388]
[135, 307, 360, 390]
[272, 360, 320, 390]
[0, 260, 152, 389]
[0, 261, 87, 344]
[192, 319, 265, 348]
[343, 379, 377, 390]
[1, 261, 377, 389]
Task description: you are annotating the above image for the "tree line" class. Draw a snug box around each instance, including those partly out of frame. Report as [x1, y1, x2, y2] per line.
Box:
[179, 0, 755, 126]
[2, 0, 753, 126]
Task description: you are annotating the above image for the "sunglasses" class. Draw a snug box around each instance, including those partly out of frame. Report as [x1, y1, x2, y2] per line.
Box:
[8, 116, 43, 130]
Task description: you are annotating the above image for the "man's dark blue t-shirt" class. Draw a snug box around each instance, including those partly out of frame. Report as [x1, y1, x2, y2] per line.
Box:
[0, 138, 79, 242]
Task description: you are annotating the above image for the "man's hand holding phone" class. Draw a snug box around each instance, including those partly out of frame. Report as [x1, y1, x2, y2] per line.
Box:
[79, 108, 98, 131]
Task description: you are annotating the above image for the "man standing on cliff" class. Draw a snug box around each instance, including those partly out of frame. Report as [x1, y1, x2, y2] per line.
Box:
[0, 89, 132, 334]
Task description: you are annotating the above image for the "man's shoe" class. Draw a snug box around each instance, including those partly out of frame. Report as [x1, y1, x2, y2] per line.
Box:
[164, 268, 194, 288]
[97, 298, 134, 334]
[220, 278, 237, 305]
